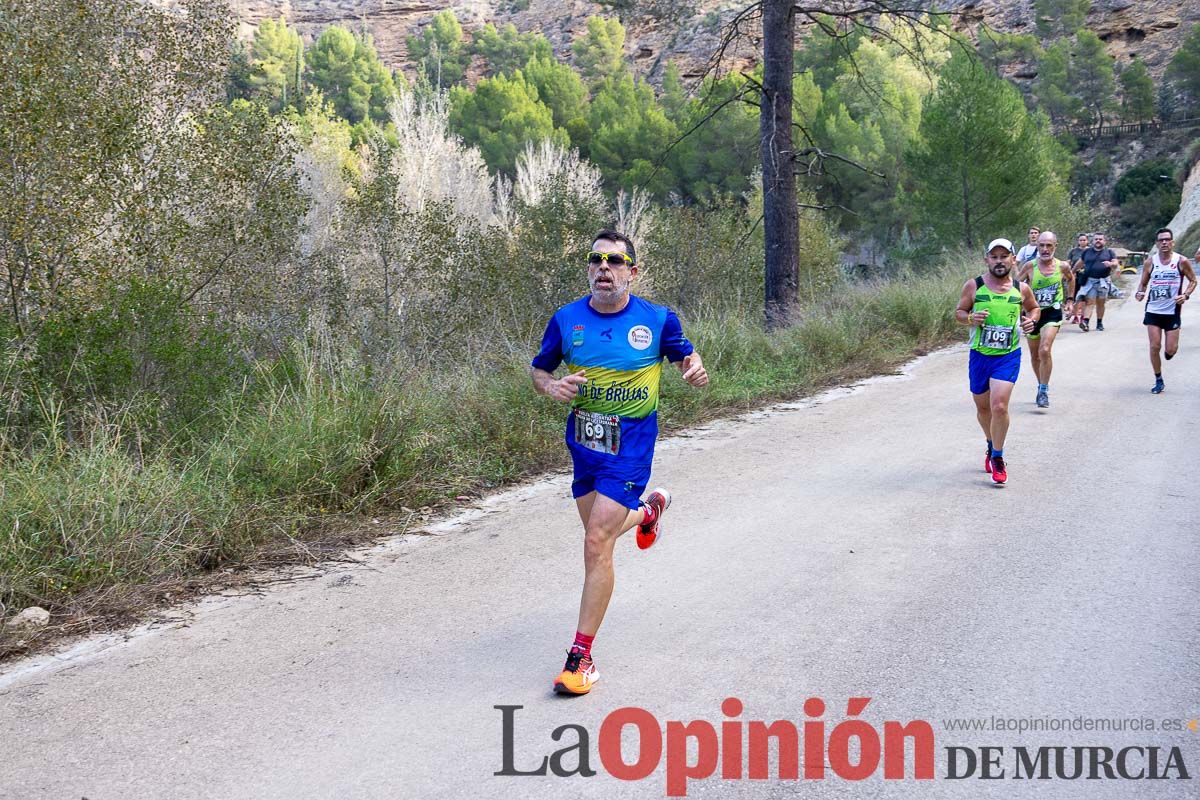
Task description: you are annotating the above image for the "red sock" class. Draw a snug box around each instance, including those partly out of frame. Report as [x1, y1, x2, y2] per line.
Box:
[640, 499, 658, 528]
[571, 630, 595, 657]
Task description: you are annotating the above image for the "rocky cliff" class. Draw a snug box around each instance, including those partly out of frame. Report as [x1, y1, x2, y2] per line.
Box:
[219, 0, 740, 82]
[943, 1, 1198, 79]
[1166, 154, 1200, 250]
[214, 1, 1200, 86]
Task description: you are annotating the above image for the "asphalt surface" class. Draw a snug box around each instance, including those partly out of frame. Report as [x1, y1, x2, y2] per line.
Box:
[2, 292, 1198, 800]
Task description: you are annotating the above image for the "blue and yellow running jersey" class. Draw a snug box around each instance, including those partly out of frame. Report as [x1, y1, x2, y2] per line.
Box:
[532, 294, 694, 465]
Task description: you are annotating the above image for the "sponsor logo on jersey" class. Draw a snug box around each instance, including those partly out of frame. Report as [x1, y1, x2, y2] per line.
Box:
[628, 325, 653, 350]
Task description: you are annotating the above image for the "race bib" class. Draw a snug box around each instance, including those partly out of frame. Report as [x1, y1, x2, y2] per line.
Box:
[573, 409, 621, 454]
[1034, 285, 1058, 307]
[981, 324, 1014, 350]
[1148, 285, 1173, 301]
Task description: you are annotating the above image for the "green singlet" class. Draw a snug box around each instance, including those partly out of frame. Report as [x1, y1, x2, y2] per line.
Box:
[970, 275, 1023, 356]
[1028, 258, 1066, 309]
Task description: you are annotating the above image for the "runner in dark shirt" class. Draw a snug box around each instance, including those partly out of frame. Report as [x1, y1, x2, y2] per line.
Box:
[1065, 233, 1089, 322]
[1074, 233, 1118, 331]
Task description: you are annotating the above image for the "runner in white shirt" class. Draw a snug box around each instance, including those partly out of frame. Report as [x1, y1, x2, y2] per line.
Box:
[1014, 226, 1040, 266]
[1134, 227, 1198, 394]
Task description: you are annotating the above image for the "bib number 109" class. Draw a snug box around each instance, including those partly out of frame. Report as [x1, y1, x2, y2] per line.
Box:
[981, 324, 1014, 350]
[574, 410, 621, 454]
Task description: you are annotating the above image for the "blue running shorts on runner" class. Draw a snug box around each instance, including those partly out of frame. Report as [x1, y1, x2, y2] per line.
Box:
[969, 348, 1021, 395]
[569, 447, 651, 510]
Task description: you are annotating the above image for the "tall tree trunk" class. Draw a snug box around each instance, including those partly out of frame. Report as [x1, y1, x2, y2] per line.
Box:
[760, 0, 799, 329]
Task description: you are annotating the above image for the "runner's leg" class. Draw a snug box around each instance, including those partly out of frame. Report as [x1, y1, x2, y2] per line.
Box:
[1039, 324, 1059, 384]
[575, 492, 597, 528]
[1164, 328, 1181, 360]
[973, 389, 992, 441]
[1028, 335, 1044, 384]
[576, 493, 644, 636]
[987, 378, 1016, 450]
[1148, 325, 1163, 374]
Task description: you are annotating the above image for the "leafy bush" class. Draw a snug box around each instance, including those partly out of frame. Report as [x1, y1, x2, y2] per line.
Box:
[1112, 159, 1181, 247]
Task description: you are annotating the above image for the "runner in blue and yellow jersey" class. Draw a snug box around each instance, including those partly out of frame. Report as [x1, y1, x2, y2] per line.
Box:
[531, 229, 708, 695]
[1016, 231, 1074, 408]
[955, 238, 1040, 485]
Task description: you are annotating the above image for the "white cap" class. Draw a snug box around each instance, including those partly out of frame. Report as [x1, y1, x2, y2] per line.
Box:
[986, 238, 1014, 254]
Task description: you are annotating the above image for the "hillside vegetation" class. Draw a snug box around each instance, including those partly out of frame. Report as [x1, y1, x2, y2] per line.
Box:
[3, 0, 1198, 647]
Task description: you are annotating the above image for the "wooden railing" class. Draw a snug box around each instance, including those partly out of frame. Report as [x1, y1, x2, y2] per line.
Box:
[1065, 117, 1200, 141]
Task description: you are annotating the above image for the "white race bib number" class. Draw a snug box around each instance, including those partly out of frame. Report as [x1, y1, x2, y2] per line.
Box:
[1034, 286, 1058, 307]
[574, 410, 621, 454]
[981, 324, 1014, 350]
[1148, 285, 1172, 301]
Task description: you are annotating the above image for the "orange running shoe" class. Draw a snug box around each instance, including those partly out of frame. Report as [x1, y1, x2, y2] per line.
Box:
[553, 650, 599, 695]
[991, 455, 1007, 484]
[636, 487, 672, 550]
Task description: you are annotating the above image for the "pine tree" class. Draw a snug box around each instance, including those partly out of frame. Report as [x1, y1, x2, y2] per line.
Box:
[247, 17, 304, 112]
[406, 10, 471, 89]
[586, 73, 678, 194]
[1071, 30, 1116, 129]
[448, 71, 567, 175]
[573, 17, 626, 84]
[306, 26, 397, 124]
[1034, 0, 1091, 39]
[1118, 58, 1155, 122]
[1034, 41, 1083, 124]
[471, 23, 552, 77]
[1166, 24, 1200, 114]
[909, 52, 1062, 249]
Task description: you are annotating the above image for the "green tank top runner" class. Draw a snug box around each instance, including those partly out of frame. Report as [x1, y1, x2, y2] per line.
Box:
[1028, 258, 1066, 309]
[971, 275, 1023, 356]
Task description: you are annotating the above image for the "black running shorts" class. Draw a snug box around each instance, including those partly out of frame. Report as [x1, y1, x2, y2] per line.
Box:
[1028, 307, 1063, 338]
[1143, 310, 1182, 331]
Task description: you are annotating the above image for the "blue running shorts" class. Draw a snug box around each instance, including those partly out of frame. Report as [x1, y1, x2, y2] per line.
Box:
[569, 448, 651, 510]
[969, 348, 1021, 395]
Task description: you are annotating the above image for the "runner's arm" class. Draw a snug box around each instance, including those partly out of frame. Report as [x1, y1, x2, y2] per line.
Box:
[1062, 264, 1075, 301]
[1019, 283, 1040, 332]
[955, 280, 985, 325]
[1177, 258, 1197, 305]
[532, 367, 587, 403]
[1135, 257, 1152, 299]
[677, 352, 708, 387]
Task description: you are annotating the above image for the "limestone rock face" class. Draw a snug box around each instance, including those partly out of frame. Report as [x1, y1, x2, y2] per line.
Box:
[940, 0, 1198, 79]
[207, 0, 1197, 85]
[1167, 159, 1200, 249]
[209, 0, 741, 82]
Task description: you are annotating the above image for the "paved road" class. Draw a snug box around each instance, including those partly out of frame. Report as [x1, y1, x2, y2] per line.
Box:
[2, 295, 1198, 799]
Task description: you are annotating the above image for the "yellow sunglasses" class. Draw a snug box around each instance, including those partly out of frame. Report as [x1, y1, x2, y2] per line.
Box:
[588, 251, 634, 267]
